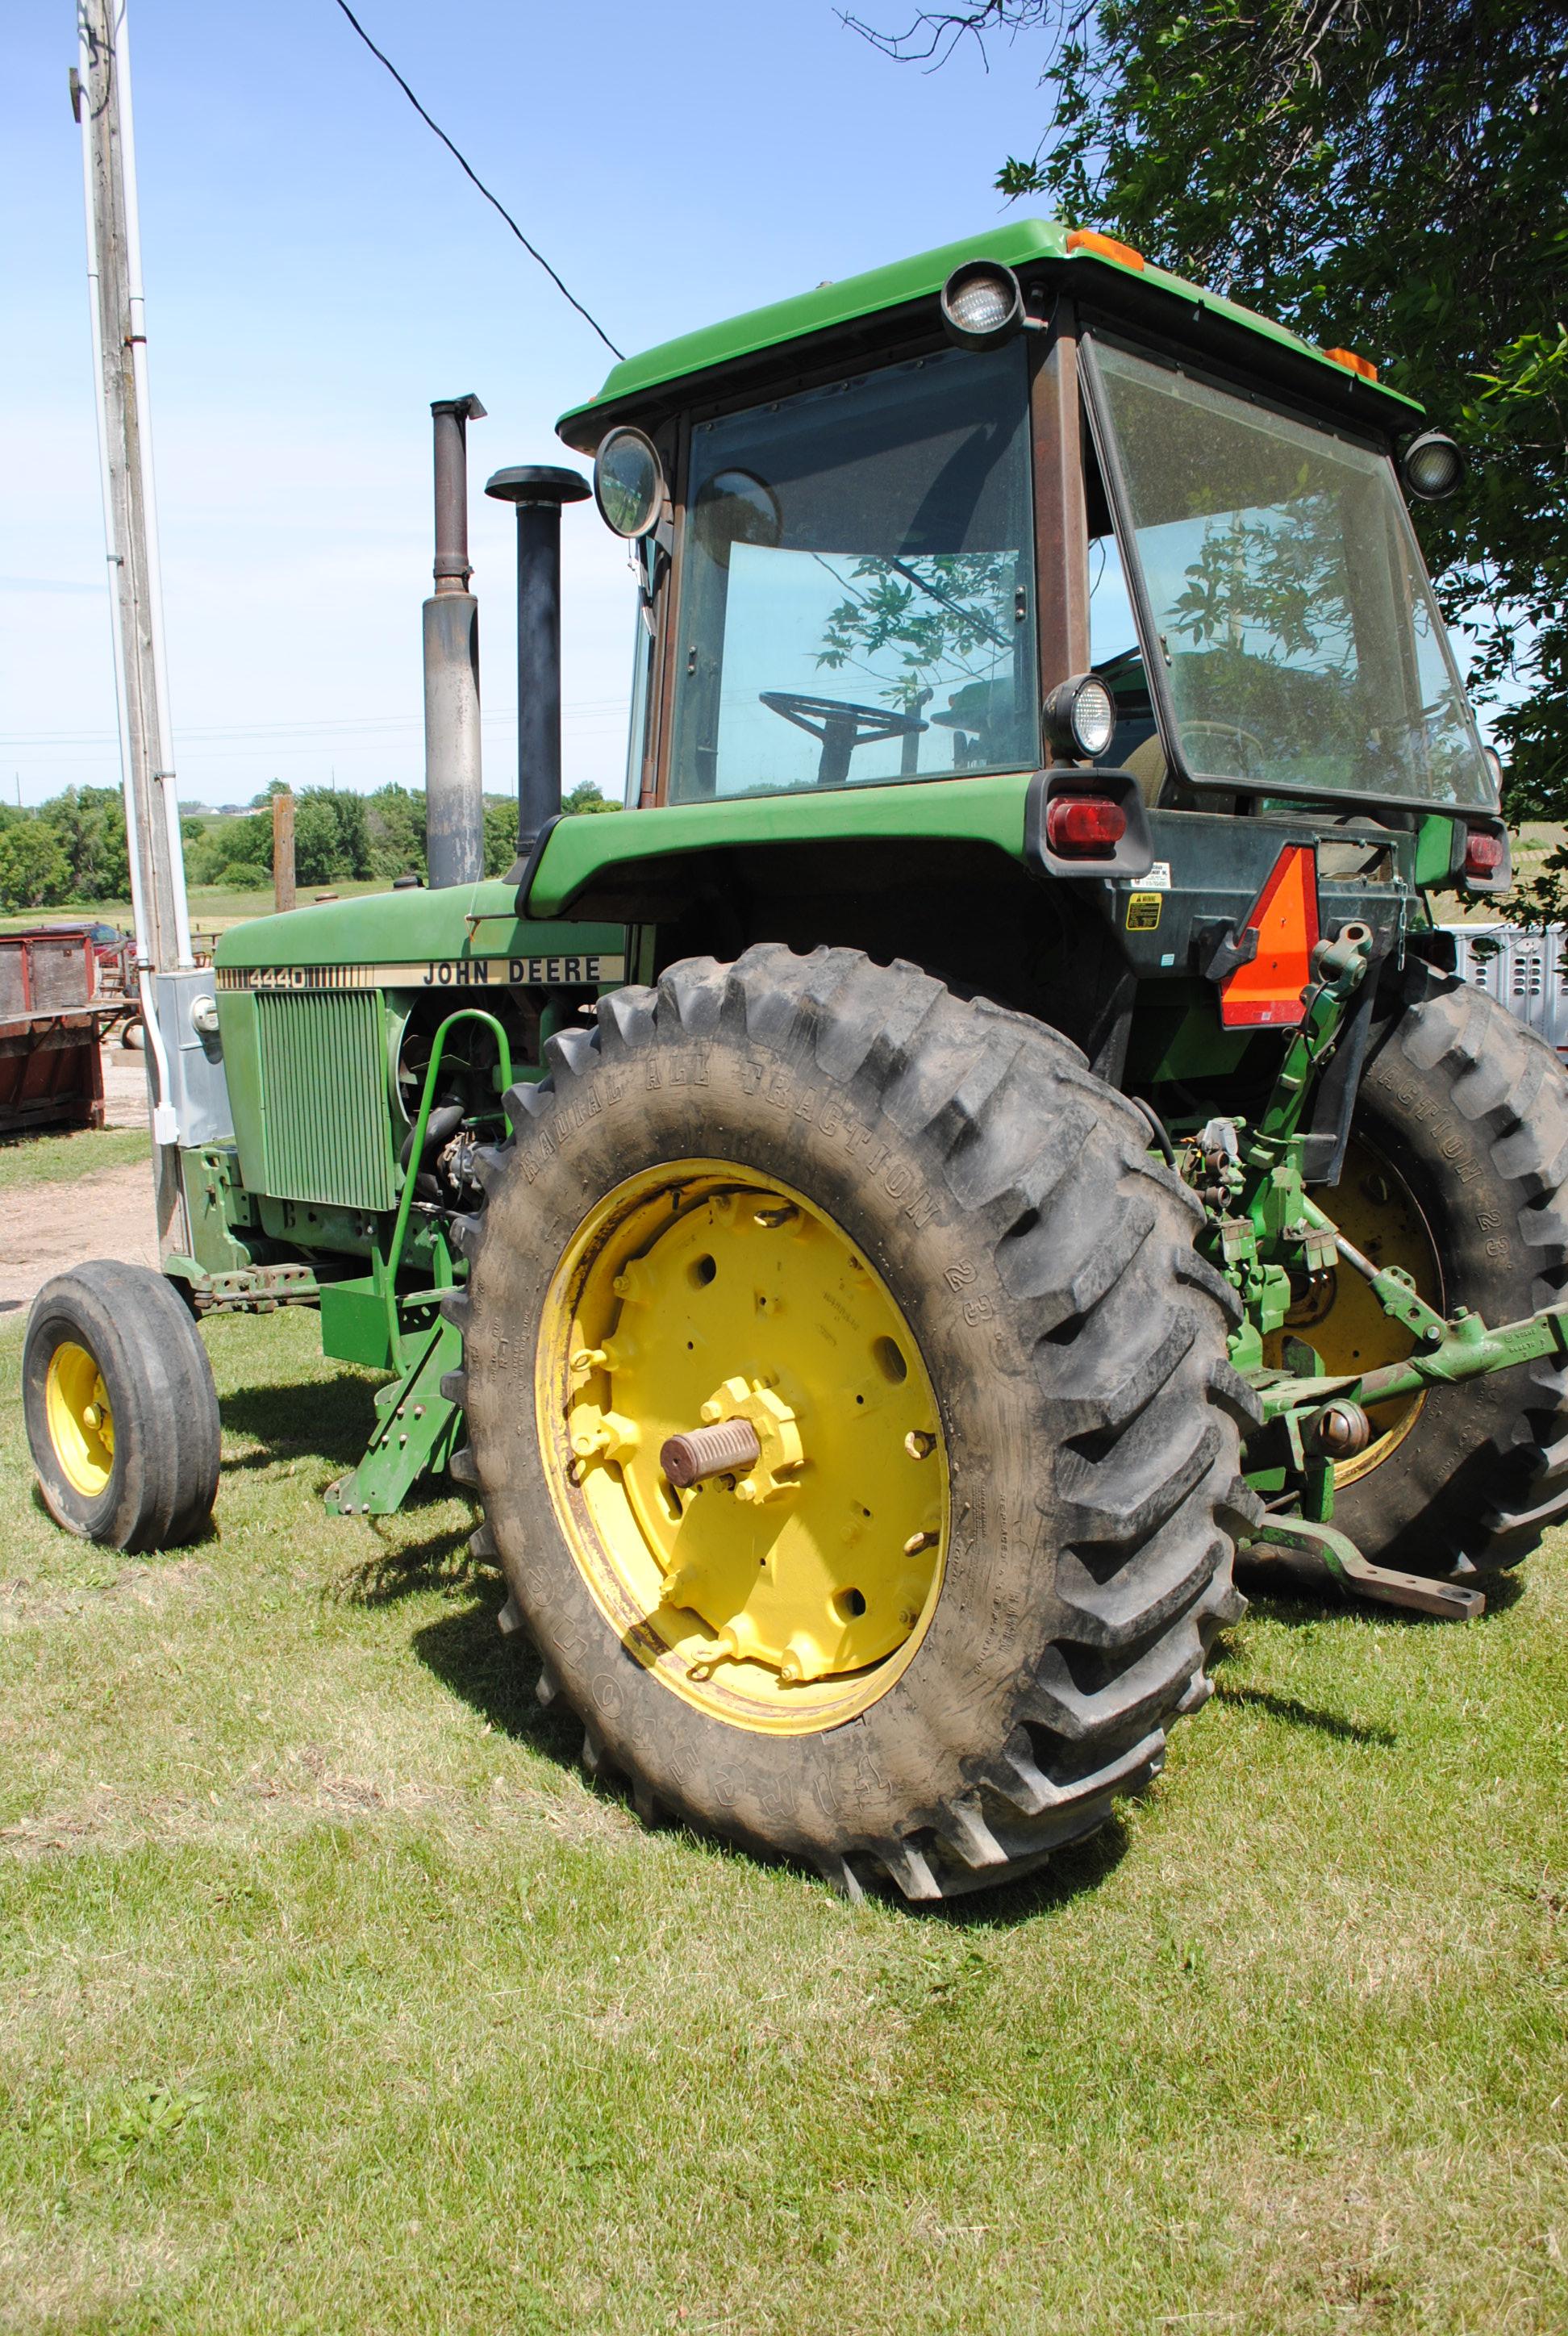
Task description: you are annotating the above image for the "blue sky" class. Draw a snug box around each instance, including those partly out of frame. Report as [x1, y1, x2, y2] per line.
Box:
[0, 1, 1048, 809]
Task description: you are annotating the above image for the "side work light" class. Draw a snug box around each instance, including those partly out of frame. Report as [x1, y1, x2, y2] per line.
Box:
[1043, 674, 1117, 763]
[1401, 430, 1465, 503]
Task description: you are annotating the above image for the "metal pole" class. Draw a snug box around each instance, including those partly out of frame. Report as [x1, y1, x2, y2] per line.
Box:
[273, 790, 296, 915]
[75, 0, 192, 1258]
[76, 0, 192, 976]
[423, 394, 486, 888]
[483, 465, 590, 878]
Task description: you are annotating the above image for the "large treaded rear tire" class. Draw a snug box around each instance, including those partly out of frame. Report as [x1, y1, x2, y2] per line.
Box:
[446, 946, 1257, 1901]
[1332, 958, 1568, 1575]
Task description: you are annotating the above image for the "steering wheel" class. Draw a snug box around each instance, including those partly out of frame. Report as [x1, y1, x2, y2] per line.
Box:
[760, 690, 927, 787]
[1180, 719, 1271, 780]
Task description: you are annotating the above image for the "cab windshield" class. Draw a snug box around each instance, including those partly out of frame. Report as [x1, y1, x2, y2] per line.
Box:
[669, 344, 1038, 802]
[1085, 339, 1495, 810]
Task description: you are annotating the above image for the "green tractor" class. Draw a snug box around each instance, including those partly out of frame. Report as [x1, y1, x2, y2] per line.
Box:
[29, 219, 1568, 1904]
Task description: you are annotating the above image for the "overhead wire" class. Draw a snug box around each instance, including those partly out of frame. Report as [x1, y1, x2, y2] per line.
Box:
[326, 0, 624, 361]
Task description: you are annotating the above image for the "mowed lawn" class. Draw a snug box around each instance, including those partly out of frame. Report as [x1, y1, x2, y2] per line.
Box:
[1, 1306, 1565, 2334]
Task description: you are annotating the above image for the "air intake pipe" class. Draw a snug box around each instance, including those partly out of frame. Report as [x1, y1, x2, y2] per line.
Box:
[423, 394, 486, 888]
[484, 464, 590, 882]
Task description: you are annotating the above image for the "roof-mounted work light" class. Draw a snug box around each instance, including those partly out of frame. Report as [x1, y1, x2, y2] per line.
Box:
[940, 261, 1031, 351]
[1400, 429, 1465, 503]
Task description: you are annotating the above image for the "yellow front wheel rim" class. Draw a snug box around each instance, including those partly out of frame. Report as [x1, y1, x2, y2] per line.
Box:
[537, 1160, 950, 1735]
[45, 1341, 115, 1498]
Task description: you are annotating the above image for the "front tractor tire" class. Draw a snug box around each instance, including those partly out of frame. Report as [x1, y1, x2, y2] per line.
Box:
[447, 948, 1256, 1903]
[24, 1262, 220, 1551]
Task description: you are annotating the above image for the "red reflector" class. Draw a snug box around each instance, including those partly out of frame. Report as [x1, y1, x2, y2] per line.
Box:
[1463, 828, 1504, 878]
[1045, 795, 1128, 857]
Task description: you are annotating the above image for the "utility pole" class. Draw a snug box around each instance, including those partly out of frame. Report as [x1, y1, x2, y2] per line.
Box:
[273, 789, 295, 914]
[73, 0, 193, 1241]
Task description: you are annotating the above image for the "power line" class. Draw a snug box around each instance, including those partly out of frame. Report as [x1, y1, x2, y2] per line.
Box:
[327, 0, 623, 361]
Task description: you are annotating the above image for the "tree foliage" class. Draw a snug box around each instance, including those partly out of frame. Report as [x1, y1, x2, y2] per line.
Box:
[854, 0, 1568, 892]
[0, 815, 72, 913]
[0, 776, 621, 910]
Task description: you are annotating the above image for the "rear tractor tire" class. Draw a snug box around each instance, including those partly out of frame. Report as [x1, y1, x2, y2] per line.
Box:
[445, 946, 1257, 1902]
[1287, 961, 1568, 1579]
[24, 1262, 220, 1551]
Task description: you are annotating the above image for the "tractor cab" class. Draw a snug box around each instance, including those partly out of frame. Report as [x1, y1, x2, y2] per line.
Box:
[558, 219, 1496, 849]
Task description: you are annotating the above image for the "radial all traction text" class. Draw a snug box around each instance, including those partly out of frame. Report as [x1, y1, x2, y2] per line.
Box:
[215, 954, 627, 993]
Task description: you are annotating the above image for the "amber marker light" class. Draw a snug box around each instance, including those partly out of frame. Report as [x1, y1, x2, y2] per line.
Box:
[1324, 346, 1379, 381]
[1066, 227, 1147, 271]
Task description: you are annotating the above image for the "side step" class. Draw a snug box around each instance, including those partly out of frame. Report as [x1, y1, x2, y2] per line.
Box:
[1239, 1513, 1485, 1621]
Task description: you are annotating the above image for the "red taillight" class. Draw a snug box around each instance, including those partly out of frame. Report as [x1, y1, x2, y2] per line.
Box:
[1045, 795, 1128, 858]
[1463, 828, 1505, 879]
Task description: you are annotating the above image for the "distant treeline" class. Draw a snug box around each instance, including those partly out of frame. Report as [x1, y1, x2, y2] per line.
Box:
[0, 780, 615, 912]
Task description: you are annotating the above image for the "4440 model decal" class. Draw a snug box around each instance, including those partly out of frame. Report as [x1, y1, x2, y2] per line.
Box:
[215, 952, 627, 994]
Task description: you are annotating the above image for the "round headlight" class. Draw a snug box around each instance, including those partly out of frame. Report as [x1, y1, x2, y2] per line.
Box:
[1401, 429, 1465, 503]
[1044, 674, 1117, 762]
[939, 261, 1024, 351]
[594, 428, 665, 538]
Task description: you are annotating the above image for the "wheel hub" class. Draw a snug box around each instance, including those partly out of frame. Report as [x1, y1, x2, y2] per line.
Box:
[540, 1162, 949, 1733]
[45, 1341, 115, 1498]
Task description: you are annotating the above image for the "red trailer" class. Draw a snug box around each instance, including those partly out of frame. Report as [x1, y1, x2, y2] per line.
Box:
[0, 928, 111, 1134]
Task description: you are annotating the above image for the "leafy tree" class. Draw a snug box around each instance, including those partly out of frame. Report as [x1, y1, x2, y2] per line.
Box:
[185, 810, 272, 886]
[482, 796, 516, 877]
[561, 782, 618, 816]
[36, 786, 130, 902]
[0, 814, 72, 912]
[364, 784, 426, 881]
[855, 0, 1568, 901]
[290, 787, 369, 886]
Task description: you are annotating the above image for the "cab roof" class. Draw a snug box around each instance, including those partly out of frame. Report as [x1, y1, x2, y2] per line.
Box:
[556, 218, 1421, 453]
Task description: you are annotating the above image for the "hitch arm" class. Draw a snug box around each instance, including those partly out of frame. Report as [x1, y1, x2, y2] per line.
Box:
[1259, 1298, 1568, 1422]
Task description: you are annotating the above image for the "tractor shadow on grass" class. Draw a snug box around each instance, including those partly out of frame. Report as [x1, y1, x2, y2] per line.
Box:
[409, 1587, 609, 1771]
[219, 1372, 377, 1478]
[402, 1564, 1140, 1926]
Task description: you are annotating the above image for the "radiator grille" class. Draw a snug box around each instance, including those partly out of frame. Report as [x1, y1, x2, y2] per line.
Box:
[255, 989, 395, 1212]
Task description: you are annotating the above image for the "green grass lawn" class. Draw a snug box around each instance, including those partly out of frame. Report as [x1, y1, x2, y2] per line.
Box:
[0, 1125, 149, 1195]
[1, 1306, 1565, 2333]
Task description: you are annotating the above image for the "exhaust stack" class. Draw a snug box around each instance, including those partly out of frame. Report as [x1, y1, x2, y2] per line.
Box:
[484, 465, 590, 880]
[423, 394, 486, 888]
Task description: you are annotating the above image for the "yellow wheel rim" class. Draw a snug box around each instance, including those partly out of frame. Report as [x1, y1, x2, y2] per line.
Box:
[536, 1160, 949, 1734]
[45, 1340, 115, 1498]
[1263, 1133, 1442, 1485]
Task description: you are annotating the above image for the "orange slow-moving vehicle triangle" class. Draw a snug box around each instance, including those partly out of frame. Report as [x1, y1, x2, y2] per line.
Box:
[1220, 845, 1320, 1028]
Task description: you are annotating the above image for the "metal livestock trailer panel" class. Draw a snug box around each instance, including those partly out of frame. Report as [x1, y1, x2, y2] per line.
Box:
[1445, 924, 1568, 1058]
[0, 928, 106, 1134]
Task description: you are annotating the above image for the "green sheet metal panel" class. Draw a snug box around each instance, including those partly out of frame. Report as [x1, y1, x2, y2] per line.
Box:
[523, 768, 1037, 920]
[556, 218, 1422, 448]
[254, 988, 395, 1212]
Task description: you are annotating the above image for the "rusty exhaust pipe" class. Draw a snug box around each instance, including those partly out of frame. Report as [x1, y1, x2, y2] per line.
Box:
[423, 394, 486, 888]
